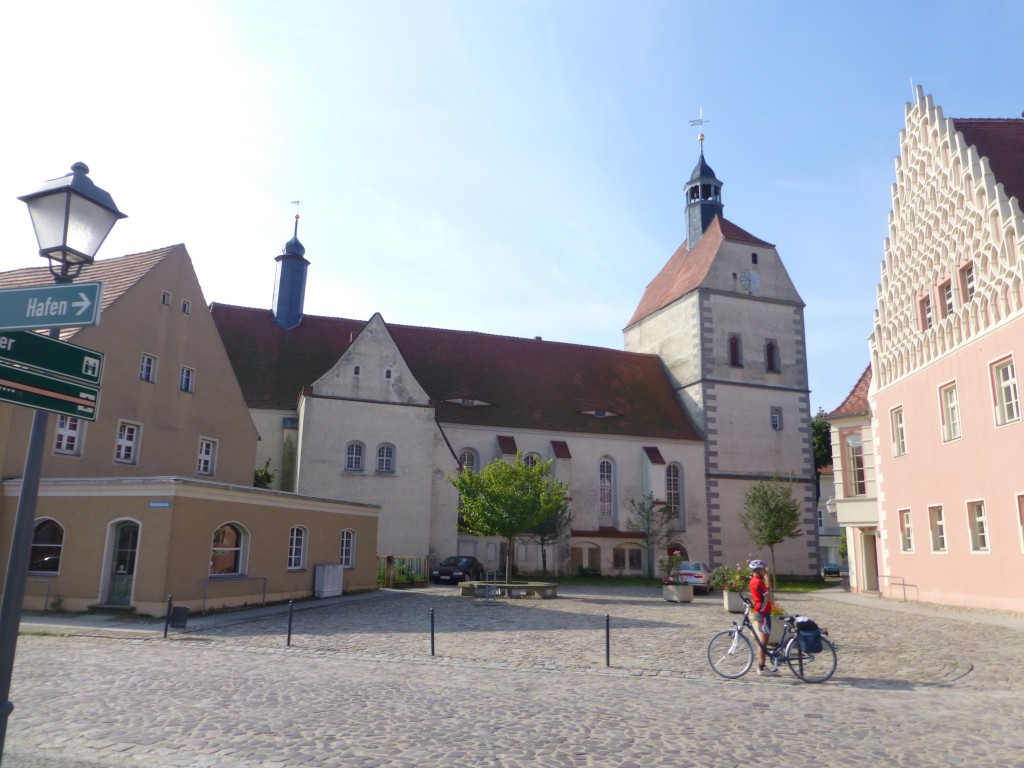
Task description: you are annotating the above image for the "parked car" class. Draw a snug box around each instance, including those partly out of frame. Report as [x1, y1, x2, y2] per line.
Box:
[668, 561, 711, 594]
[822, 563, 842, 577]
[431, 555, 485, 584]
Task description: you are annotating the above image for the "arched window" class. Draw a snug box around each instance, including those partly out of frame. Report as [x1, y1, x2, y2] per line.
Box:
[376, 444, 396, 473]
[599, 458, 615, 522]
[211, 523, 247, 576]
[458, 448, 478, 472]
[523, 452, 541, 467]
[345, 442, 364, 472]
[765, 341, 780, 373]
[729, 334, 743, 366]
[612, 543, 643, 572]
[339, 529, 355, 567]
[30, 519, 64, 573]
[666, 463, 685, 531]
[288, 526, 308, 570]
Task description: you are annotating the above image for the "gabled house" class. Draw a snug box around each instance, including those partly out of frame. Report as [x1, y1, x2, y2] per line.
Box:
[832, 87, 1024, 611]
[0, 245, 378, 614]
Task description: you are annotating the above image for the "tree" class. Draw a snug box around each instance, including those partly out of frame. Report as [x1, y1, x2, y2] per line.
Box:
[520, 499, 572, 576]
[812, 409, 832, 470]
[625, 492, 676, 579]
[741, 476, 803, 582]
[253, 458, 276, 489]
[448, 453, 569, 583]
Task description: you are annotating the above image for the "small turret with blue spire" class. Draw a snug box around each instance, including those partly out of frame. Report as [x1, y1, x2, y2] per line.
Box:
[272, 203, 309, 329]
[685, 132, 724, 250]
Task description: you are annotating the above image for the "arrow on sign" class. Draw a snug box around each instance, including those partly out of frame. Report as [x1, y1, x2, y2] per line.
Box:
[71, 292, 92, 316]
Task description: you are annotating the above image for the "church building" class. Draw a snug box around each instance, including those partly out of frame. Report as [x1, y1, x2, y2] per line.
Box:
[213, 141, 820, 578]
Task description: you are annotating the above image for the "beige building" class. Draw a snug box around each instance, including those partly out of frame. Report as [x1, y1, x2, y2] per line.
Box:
[0, 246, 378, 615]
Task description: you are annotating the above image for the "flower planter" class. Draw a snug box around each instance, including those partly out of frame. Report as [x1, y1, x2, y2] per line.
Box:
[662, 583, 693, 603]
[768, 621, 784, 646]
[723, 589, 745, 613]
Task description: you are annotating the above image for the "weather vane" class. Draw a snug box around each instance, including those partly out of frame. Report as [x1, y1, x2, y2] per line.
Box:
[689, 108, 710, 150]
[290, 200, 302, 236]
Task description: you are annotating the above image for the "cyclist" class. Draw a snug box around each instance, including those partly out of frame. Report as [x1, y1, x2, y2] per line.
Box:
[749, 559, 776, 675]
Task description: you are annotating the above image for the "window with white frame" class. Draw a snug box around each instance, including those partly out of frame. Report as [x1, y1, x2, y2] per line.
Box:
[899, 509, 914, 552]
[458, 448, 478, 472]
[666, 463, 685, 531]
[967, 501, 989, 552]
[114, 421, 141, 465]
[959, 261, 975, 301]
[376, 444, 395, 473]
[928, 506, 946, 552]
[161, 291, 172, 306]
[345, 442, 364, 472]
[891, 407, 907, 456]
[139, 354, 157, 383]
[523, 452, 540, 467]
[339, 529, 355, 567]
[181, 299, 191, 315]
[599, 458, 615, 521]
[196, 438, 217, 475]
[211, 523, 246, 575]
[841, 429, 866, 496]
[288, 526, 307, 570]
[770, 407, 784, 431]
[919, 295, 933, 330]
[180, 366, 195, 394]
[30, 519, 63, 573]
[54, 415, 82, 456]
[992, 358, 1020, 426]
[939, 383, 961, 442]
[940, 280, 954, 318]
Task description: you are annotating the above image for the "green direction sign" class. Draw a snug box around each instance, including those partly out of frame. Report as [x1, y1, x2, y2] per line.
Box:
[0, 331, 103, 385]
[0, 281, 102, 331]
[0, 361, 99, 420]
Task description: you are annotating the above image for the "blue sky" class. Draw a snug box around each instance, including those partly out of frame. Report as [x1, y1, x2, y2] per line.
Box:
[2, 1, 1023, 416]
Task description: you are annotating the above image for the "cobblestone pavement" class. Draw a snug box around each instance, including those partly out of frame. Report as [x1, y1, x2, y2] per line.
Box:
[5, 585, 1023, 767]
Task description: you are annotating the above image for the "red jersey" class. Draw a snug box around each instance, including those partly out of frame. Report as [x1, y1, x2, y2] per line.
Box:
[750, 573, 772, 614]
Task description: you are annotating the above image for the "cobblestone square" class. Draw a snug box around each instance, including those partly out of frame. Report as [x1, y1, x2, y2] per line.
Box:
[5, 586, 1022, 767]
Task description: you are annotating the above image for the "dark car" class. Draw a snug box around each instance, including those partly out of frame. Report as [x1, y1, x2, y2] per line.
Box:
[431, 555, 485, 584]
[822, 563, 841, 577]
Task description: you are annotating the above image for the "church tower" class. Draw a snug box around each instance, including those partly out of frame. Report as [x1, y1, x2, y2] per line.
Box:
[272, 211, 309, 330]
[624, 141, 819, 577]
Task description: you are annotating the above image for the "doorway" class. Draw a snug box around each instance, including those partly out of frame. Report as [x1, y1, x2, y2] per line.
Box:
[108, 521, 139, 606]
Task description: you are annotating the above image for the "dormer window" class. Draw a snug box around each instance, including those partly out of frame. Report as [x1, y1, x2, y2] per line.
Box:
[444, 398, 491, 407]
[582, 409, 618, 418]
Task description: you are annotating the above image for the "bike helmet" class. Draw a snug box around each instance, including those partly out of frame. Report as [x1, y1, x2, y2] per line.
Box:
[748, 559, 767, 571]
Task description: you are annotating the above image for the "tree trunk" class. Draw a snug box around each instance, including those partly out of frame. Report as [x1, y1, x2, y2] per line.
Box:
[505, 536, 514, 584]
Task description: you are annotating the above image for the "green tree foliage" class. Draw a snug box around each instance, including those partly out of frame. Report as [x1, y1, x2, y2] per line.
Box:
[520, 498, 572, 576]
[253, 458, 276, 489]
[741, 476, 803, 581]
[812, 408, 833, 470]
[625, 492, 676, 579]
[449, 453, 569, 583]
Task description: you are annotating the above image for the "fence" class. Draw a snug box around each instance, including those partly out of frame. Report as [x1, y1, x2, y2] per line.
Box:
[376, 555, 428, 587]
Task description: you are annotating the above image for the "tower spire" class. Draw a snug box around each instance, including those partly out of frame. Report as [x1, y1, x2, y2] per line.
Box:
[273, 200, 310, 329]
[684, 110, 723, 250]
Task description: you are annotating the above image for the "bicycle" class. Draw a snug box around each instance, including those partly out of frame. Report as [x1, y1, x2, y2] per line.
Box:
[707, 594, 837, 683]
[840, 573, 850, 592]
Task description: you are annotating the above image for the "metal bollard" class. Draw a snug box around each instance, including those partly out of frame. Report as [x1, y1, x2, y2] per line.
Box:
[430, 608, 435, 657]
[163, 595, 173, 639]
[605, 614, 610, 667]
[287, 600, 294, 647]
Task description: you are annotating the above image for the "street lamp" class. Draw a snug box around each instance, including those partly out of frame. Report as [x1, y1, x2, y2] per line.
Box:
[0, 164, 125, 763]
[824, 496, 837, 517]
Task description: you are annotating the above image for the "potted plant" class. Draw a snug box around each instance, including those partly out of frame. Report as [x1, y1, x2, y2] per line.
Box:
[767, 602, 786, 645]
[709, 562, 751, 613]
[660, 554, 692, 602]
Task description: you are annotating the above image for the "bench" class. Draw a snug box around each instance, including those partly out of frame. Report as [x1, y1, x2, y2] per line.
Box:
[460, 581, 558, 599]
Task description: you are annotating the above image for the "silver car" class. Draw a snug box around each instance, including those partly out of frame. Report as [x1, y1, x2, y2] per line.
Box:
[669, 561, 711, 594]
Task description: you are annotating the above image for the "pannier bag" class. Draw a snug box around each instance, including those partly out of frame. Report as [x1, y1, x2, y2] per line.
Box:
[795, 617, 823, 654]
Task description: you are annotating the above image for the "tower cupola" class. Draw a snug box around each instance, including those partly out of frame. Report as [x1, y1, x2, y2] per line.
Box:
[684, 138, 723, 249]
[272, 209, 309, 329]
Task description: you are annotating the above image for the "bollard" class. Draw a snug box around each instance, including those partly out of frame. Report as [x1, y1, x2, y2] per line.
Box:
[163, 595, 173, 639]
[287, 600, 294, 647]
[605, 614, 610, 667]
[430, 608, 435, 657]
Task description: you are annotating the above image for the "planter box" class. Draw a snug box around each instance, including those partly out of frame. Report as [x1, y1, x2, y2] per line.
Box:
[663, 583, 693, 603]
[723, 590, 745, 613]
[768, 620, 784, 646]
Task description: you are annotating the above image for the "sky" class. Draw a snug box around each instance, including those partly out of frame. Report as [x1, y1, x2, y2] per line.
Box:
[2, 1, 1023, 416]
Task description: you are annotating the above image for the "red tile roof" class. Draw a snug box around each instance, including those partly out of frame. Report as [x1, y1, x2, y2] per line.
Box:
[828, 364, 872, 418]
[0, 247, 178, 340]
[952, 118, 1024, 206]
[211, 304, 703, 441]
[626, 216, 773, 328]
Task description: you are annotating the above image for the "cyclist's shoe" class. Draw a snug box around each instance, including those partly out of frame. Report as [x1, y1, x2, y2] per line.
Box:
[757, 665, 779, 676]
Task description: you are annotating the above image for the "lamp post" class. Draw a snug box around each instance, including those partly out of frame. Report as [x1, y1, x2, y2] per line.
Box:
[0, 164, 125, 762]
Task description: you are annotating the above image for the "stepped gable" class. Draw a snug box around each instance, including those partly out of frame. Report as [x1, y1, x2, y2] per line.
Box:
[626, 216, 773, 329]
[212, 304, 702, 441]
[828, 364, 872, 419]
[0, 246, 179, 340]
[952, 118, 1024, 205]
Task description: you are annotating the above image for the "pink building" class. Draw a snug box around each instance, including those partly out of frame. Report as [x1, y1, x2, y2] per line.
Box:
[840, 88, 1024, 611]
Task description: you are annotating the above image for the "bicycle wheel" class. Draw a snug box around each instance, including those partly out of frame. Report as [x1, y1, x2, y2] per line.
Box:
[783, 636, 837, 683]
[707, 629, 754, 679]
